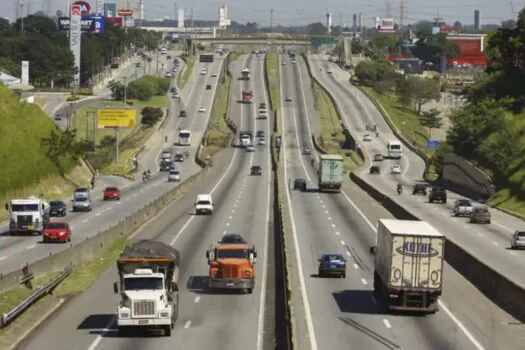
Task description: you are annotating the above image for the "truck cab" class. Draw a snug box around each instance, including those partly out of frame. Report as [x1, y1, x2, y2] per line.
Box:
[206, 242, 257, 293]
[72, 187, 92, 212]
[195, 194, 213, 215]
[239, 131, 252, 147]
[5, 197, 50, 235]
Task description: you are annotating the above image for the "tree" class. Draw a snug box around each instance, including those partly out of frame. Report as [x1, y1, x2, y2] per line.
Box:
[500, 19, 517, 29]
[397, 79, 415, 109]
[308, 22, 327, 35]
[452, 21, 462, 32]
[411, 29, 460, 67]
[406, 77, 441, 113]
[419, 108, 442, 138]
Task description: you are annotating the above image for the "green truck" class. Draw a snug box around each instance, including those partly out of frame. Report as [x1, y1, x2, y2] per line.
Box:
[318, 154, 344, 192]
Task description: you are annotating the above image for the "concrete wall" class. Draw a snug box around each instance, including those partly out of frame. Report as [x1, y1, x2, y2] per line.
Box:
[440, 153, 494, 200]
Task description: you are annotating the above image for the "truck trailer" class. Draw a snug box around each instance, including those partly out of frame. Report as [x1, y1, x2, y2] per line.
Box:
[370, 219, 445, 313]
[317, 154, 344, 192]
[113, 240, 180, 336]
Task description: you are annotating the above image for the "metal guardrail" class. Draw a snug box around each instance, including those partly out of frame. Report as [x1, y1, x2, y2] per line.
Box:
[1, 264, 72, 328]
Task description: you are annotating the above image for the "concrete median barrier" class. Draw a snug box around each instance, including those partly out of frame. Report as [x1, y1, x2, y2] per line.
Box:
[0, 169, 208, 293]
[349, 171, 525, 323]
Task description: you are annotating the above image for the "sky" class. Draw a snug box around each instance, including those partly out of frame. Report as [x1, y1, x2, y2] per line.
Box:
[1, 0, 523, 27]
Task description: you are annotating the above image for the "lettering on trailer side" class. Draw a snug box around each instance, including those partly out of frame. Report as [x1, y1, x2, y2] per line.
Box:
[396, 242, 439, 258]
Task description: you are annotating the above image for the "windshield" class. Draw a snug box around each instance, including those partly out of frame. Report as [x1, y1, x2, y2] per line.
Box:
[50, 201, 64, 207]
[170, 171, 180, 175]
[46, 223, 66, 229]
[216, 249, 249, 259]
[105, 187, 118, 192]
[179, 132, 191, 138]
[11, 204, 39, 211]
[457, 200, 471, 206]
[389, 144, 401, 150]
[197, 200, 211, 205]
[74, 197, 89, 202]
[123, 277, 163, 291]
[517, 231, 525, 237]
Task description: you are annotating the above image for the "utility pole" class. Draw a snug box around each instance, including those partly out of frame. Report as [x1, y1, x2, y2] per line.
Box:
[19, 3, 24, 32]
[270, 9, 274, 33]
[190, 8, 194, 33]
[397, 0, 405, 69]
[174, 2, 177, 26]
[93, 110, 97, 146]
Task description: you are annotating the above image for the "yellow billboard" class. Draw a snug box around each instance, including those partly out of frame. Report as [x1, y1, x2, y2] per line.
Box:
[97, 109, 137, 129]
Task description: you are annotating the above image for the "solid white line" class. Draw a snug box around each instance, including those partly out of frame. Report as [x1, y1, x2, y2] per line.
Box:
[280, 53, 318, 350]
[382, 319, 392, 329]
[194, 296, 200, 303]
[184, 320, 192, 329]
[87, 315, 116, 350]
[438, 300, 485, 350]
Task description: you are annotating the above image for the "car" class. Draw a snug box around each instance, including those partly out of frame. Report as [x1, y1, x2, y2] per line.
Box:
[251, 165, 262, 175]
[199, 107, 206, 112]
[168, 170, 181, 182]
[282, 61, 287, 65]
[211, 73, 218, 77]
[369, 165, 380, 174]
[172, 67, 177, 72]
[259, 102, 267, 109]
[103, 187, 121, 200]
[43, 221, 71, 243]
[180, 110, 187, 117]
[510, 230, 525, 249]
[135, 62, 141, 67]
[172, 93, 180, 99]
[206, 84, 211, 90]
[258, 137, 266, 145]
[256, 130, 265, 137]
[174, 153, 184, 162]
[219, 233, 246, 244]
[200, 69, 207, 75]
[246, 144, 255, 152]
[49, 200, 67, 217]
[303, 147, 312, 155]
[195, 194, 213, 215]
[170, 87, 177, 93]
[165, 72, 172, 77]
[327, 70, 333, 74]
[318, 254, 346, 278]
[363, 134, 372, 142]
[292, 59, 297, 64]
[453, 199, 473, 217]
[285, 96, 292, 102]
[160, 160, 172, 171]
[429, 187, 447, 203]
[373, 153, 383, 161]
[293, 178, 307, 191]
[258, 113, 267, 119]
[412, 183, 427, 195]
[161, 150, 172, 160]
[470, 206, 491, 224]
[167, 55, 171, 59]
[391, 165, 401, 174]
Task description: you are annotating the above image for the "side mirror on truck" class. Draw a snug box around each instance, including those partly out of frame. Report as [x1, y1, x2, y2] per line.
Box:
[369, 246, 376, 255]
[4, 203, 8, 211]
[171, 282, 178, 291]
[113, 282, 119, 294]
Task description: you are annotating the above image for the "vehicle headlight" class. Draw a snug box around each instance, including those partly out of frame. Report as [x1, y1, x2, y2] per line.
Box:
[159, 312, 169, 318]
[120, 312, 130, 318]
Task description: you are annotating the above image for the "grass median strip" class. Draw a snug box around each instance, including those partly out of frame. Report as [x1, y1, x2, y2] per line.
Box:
[266, 50, 281, 109]
[313, 83, 362, 170]
[177, 55, 195, 88]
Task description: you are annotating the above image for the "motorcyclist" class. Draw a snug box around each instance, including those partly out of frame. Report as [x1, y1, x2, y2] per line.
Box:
[397, 183, 403, 194]
[147, 169, 151, 179]
[311, 158, 315, 166]
[142, 170, 148, 182]
[90, 176, 96, 189]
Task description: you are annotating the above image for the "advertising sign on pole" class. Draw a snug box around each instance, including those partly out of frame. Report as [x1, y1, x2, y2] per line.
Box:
[70, 5, 82, 89]
[21, 61, 29, 85]
[72, 0, 92, 16]
[97, 109, 137, 129]
[57, 16, 105, 33]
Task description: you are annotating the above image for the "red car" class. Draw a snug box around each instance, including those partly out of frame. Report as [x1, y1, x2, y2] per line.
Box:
[103, 187, 121, 200]
[43, 221, 71, 243]
[259, 102, 267, 109]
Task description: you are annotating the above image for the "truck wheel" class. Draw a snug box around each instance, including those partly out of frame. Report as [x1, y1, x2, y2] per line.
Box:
[341, 273, 346, 278]
[247, 288, 253, 294]
[118, 326, 130, 336]
[164, 325, 172, 336]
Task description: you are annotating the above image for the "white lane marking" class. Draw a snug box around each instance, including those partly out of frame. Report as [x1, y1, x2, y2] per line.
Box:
[353, 263, 359, 270]
[194, 296, 200, 303]
[70, 226, 75, 230]
[82, 219, 88, 223]
[331, 223, 336, 228]
[477, 232, 483, 236]
[107, 207, 113, 211]
[509, 251, 517, 256]
[335, 231, 340, 236]
[184, 320, 192, 329]
[139, 189, 144, 193]
[95, 212, 101, 217]
[324, 210, 328, 214]
[229, 216, 233, 219]
[133, 193, 137, 197]
[492, 241, 498, 245]
[383, 319, 392, 329]
[322, 205, 326, 209]
[328, 216, 332, 221]
[346, 251, 352, 257]
[438, 300, 485, 350]
[463, 225, 469, 229]
[280, 53, 318, 350]
[340, 240, 345, 246]
[226, 222, 230, 227]
[26, 245, 36, 250]
[338, 180, 486, 350]
[223, 230, 227, 235]
[361, 278, 368, 285]
[87, 316, 116, 350]
[0, 256, 6, 261]
[320, 199, 323, 203]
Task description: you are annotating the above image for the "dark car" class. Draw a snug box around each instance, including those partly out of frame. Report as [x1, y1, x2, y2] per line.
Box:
[49, 200, 67, 217]
[470, 206, 491, 224]
[251, 165, 262, 175]
[429, 187, 447, 203]
[293, 178, 307, 191]
[219, 234, 247, 244]
[206, 84, 211, 90]
[160, 160, 172, 171]
[180, 110, 187, 117]
[256, 130, 265, 138]
[413, 183, 427, 195]
[369, 165, 380, 174]
[170, 87, 177, 93]
[174, 153, 184, 162]
[318, 254, 346, 278]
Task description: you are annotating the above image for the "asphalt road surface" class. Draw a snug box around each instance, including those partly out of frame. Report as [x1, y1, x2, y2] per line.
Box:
[307, 54, 525, 293]
[0, 53, 225, 276]
[17, 52, 274, 350]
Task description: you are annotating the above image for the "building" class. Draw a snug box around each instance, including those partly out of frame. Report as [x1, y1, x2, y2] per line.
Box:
[474, 10, 481, 30]
[446, 33, 486, 66]
[218, 5, 230, 28]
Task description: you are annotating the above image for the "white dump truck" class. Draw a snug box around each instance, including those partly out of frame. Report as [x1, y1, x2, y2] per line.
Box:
[5, 197, 50, 235]
[370, 219, 445, 313]
[113, 240, 180, 336]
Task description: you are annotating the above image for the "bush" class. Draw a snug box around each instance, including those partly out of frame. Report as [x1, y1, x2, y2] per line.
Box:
[141, 107, 163, 125]
[111, 75, 170, 102]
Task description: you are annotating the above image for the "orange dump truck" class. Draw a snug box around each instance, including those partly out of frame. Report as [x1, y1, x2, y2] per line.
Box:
[206, 242, 257, 293]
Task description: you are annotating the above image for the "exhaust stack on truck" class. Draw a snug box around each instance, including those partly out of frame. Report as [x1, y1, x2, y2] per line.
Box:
[113, 240, 180, 336]
[370, 219, 445, 313]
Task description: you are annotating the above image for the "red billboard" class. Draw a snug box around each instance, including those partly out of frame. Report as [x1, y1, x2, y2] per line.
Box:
[72, 0, 91, 16]
[105, 17, 123, 27]
[118, 9, 133, 16]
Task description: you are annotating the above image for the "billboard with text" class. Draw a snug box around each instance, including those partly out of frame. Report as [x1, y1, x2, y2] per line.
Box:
[57, 16, 105, 33]
[97, 109, 137, 129]
[105, 16, 123, 27]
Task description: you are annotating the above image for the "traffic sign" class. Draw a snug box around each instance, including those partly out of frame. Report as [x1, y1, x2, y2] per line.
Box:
[310, 37, 338, 46]
[427, 140, 441, 149]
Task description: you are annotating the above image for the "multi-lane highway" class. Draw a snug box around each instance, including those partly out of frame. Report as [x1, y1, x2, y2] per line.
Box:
[279, 53, 488, 350]
[307, 54, 525, 289]
[17, 53, 275, 350]
[0, 53, 225, 276]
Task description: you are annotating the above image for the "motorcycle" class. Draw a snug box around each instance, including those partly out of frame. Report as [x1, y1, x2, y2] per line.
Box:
[397, 185, 403, 195]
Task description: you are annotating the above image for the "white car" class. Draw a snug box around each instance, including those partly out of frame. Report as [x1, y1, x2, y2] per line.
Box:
[391, 165, 401, 174]
[258, 137, 266, 145]
[161, 151, 171, 160]
[246, 144, 255, 152]
[200, 69, 207, 76]
[165, 72, 172, 77]
[363, 134, 372, 142]
[292, 60, 297, 64]
[168, 170, 181, 182]
[199, 107, 206, 112]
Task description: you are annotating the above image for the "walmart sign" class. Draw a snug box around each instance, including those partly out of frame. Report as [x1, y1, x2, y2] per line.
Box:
[57, 16, 105, 33]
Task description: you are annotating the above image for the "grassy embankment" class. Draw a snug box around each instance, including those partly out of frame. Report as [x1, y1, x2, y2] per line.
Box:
[177, 55, 195, 88]
[313, 84, 363, 170]
[74, 95, 168, 178]
[266, 50, 281, 109]
[0, 86, 92, 222]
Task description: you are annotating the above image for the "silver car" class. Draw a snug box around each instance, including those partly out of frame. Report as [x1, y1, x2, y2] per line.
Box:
[510, 230, 525, 249]
[246, 145, 255, 152]
[168, 170, 181, 182]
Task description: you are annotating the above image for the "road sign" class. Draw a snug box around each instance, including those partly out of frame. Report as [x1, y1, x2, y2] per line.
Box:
[310, 37, 338, 46]
[97, 109, 137, 129]
[427, 140, 441, 149]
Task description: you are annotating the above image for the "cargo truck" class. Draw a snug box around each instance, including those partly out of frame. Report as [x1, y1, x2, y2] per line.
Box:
[5, 197, 50, 235]
[242, 89, 253, 104]
[239, 131, 253, 147]
[369, 219, 445, 313]
[317, 154, 344, 192]
[113, 240, 180, 336]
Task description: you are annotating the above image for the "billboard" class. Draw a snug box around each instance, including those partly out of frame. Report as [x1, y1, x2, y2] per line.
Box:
[72, 0, 92, 16]
[70, 5, 82, 88]
[118, 9, 133, 16]
[377, 18, 396, 33]
[105, 16, 123, 27]
[57, 16, 105, 33]
[97, 109, 137, 129]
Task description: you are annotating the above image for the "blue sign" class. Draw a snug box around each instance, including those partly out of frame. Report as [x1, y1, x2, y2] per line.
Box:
[57, 16, 105, 33]
[427, 140, 441, 149]
[396, 242, 439, 258]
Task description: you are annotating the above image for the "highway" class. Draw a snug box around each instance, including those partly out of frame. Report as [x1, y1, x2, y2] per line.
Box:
[307, 54, 525, 290]
[280, 52, 494, 350]
[0, 53, 225, 276]
[17, 53, 275, 350]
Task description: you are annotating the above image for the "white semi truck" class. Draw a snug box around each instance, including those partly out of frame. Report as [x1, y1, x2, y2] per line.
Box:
[5, 197, 50, 235]
[370, 219, 445, 313]
[113, 240, 180, 336]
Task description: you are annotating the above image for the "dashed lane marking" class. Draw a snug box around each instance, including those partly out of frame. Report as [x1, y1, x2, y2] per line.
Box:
[82, 219, 88, 223]
[184, 320, 192, 329]
[335, 231, 340, 236]
[194, 296, 200, 303]
[340, 240, 345, 246]
[95, 212, 101, 217]
[226, 222, 230, 227]
[328, 216, 332, 221]
[0, 256, 6, 261]
[353, 263, 359, 270]
[382, 319, 392, 329]
[331, 223, 336, 228]
[492, 241, 498, 245]
[361, 278, 368, 285]
[26, 245, 36, 250]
